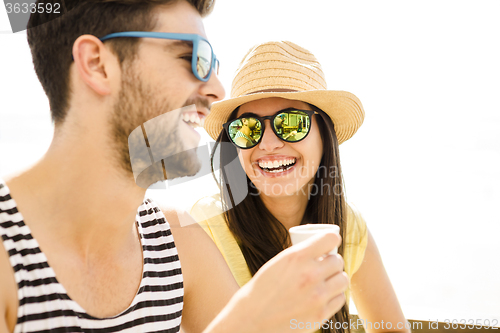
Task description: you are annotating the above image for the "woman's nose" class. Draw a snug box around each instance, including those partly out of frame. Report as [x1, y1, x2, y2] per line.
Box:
[258, 120, 284, 152]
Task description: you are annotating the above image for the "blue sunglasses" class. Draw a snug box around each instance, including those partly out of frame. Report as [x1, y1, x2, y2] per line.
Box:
[99, 31, 219, 82]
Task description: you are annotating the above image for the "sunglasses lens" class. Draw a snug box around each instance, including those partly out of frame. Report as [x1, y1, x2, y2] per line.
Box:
[275, 110, 311, 142]
[197, 40, 213, 80]
[228, 118, 261, 148]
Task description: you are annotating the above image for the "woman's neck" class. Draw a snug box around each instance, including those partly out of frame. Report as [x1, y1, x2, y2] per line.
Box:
[260, 190, 310, 231]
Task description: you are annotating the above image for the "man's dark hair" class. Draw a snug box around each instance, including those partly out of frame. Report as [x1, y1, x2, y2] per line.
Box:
[27, 0, 215, 124]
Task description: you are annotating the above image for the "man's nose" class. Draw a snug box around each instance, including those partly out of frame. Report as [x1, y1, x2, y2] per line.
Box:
[199, 71, 226, 104]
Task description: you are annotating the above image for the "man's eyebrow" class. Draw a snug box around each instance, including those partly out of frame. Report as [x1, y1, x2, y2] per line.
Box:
[163, 40, 193, 52]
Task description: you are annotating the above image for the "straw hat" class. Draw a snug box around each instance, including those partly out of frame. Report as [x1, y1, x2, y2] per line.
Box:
[204, 41, 365, 144]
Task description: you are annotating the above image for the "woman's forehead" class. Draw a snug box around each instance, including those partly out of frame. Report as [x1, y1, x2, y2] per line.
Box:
[236, 98, 311, 117]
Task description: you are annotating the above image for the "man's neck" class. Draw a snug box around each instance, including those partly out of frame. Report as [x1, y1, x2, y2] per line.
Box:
[5, 130, 146, 256]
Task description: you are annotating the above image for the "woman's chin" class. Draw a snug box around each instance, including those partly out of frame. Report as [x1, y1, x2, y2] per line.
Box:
[253, 181, 304, 198]
[249, 160, 316, 197]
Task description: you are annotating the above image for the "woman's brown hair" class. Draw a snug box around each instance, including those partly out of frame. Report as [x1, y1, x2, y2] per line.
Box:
[211, 104, 350, 333]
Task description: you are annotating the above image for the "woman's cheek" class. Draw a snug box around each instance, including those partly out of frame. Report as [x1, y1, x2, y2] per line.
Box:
[238, 150, 255, 178]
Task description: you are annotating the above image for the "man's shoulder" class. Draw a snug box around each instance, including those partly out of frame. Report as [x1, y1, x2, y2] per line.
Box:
[0, 234, 17, 330]
[136, 198, 173, 229]
[137, 198, 164, 217]
[148, 199, 207, 238]
[0, 180, 19, 333]
[160, 207, 215, 273]
[153, 198, 225, 261]
[159, 203, 219, 250]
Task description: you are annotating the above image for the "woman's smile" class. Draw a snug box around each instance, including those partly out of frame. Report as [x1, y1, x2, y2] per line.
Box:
[254, 156, 299, 178]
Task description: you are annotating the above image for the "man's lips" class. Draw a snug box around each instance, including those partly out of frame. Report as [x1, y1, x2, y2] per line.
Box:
[182, 111, 205, 128]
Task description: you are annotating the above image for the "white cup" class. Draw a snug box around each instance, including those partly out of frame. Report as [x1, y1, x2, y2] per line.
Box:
[289, 224, 340, 255]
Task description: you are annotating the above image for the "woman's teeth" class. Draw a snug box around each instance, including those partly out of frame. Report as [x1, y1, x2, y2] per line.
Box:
[258, 158, 297, 172]
[183, 112, 203, 128]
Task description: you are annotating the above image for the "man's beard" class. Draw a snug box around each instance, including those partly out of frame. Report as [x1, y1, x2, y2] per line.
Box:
[109, 65, 202, 188]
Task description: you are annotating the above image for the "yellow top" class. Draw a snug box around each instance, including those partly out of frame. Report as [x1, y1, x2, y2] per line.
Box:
[190, 194, 368, 302]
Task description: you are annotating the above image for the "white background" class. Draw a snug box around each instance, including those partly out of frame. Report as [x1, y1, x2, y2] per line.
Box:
[1, 0, 499, 322]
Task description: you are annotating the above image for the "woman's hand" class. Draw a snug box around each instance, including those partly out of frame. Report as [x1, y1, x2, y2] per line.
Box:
[205, 232, 349, 333]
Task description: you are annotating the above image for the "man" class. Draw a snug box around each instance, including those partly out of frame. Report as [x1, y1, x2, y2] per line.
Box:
[0, 1, 348, 332]
[234, 117, 258, 148]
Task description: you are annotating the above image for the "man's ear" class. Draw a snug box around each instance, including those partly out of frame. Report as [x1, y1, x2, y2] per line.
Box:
[72, 35, 116, 96]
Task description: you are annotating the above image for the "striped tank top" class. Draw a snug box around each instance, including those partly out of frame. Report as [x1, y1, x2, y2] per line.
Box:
[234, 131, 256, 144]
[0, 180, 184, 332]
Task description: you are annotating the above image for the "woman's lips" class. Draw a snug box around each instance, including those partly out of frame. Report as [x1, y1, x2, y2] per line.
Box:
[254, 157, 299, 178]
[255, 155, 298, 163]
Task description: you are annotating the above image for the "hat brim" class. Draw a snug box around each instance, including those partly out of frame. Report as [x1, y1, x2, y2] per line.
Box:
[204, 90, 365, 144]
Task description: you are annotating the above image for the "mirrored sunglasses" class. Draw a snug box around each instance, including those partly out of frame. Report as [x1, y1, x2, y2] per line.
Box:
[223, 108, 318, 149]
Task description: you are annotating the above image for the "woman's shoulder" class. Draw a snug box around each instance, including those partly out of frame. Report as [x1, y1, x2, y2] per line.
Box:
[190, 193, 224, 223]
[343, 203, 369, 278]
[344, 202, 368, 247]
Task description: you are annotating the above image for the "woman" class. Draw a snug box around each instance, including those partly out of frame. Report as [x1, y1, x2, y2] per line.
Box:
[191, 41, 409, 333]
